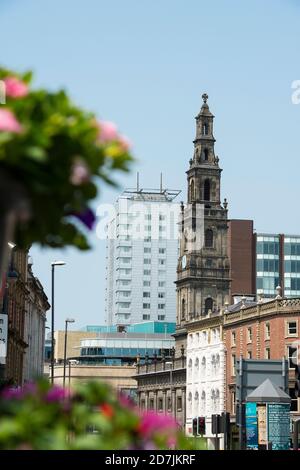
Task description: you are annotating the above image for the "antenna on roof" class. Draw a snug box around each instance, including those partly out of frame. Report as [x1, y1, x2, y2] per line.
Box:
[136, 172, 140, 192]
[160, 173, 163, 193]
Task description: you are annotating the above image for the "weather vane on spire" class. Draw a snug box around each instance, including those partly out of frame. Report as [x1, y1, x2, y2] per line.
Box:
[202, 93, 208, 103]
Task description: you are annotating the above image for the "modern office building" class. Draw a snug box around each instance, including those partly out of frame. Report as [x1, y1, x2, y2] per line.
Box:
[105, 184, 181, 326]
[53, 321, 176, 366]
[228, 220, 300, 299]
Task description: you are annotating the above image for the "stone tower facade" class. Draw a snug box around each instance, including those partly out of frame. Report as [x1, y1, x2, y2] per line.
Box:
[176, 94, 230, 330]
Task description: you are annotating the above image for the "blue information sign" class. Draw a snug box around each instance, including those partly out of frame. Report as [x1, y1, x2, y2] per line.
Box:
[246, 402, 258, 449]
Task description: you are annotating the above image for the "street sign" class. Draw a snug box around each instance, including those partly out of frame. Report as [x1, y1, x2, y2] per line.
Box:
[0, 314, 8, 364]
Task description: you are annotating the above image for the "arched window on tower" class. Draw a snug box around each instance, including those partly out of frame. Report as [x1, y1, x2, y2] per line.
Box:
[190, 180, 194, 201]
[181, 298, 186, 320]
[203, 123, 208, 135]
[204, 148, 209, 161]
[204, 179, 210, 201]
[205, 229, 213, 248]
[204, 297, 213, 315]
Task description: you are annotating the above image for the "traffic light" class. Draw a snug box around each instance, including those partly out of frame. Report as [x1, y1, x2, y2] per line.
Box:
[295, 364, 300, 398]
[198, 416, 206, 435]
[221, 412, 230, 434]
[192, 417, 198, 436]
[211, 414, 221, 435]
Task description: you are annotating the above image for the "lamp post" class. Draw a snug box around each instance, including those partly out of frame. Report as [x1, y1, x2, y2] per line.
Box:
[51, 261, 66, 384]
[63, 318, 75, 387]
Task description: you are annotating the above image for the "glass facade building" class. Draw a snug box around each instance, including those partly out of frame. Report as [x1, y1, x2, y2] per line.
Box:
[256, 234, 300, 298]
[256, 235, 280, 297]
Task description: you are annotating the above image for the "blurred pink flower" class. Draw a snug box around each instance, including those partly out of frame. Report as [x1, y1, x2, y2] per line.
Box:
[98, 120, 119, 142]
[118, 135, 131, 151]
[0, 109, 22, 133]
[45, 385, 69, 403]
[70, 157, 90, 185]
[4, 76, 28, 98]
[139, 411, 177, 437]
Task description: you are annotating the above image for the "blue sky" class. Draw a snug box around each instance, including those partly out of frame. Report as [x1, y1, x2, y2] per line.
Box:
[1, 0, 299, 329]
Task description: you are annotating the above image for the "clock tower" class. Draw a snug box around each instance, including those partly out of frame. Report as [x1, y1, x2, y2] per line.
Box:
[175, 94, 230, 337]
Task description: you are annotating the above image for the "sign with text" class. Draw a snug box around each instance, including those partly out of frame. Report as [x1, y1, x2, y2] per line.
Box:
[246, 402, 258, 449]
[0, 314, 8, 364]
[267, 403, 290, 450]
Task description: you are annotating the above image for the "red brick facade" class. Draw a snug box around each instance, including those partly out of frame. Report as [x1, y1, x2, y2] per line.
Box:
[223, 298, 300, 416]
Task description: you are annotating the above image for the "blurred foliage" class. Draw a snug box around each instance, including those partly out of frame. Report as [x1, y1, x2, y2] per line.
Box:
[0, 67, 133, 250]
[0, 380, 199, 450]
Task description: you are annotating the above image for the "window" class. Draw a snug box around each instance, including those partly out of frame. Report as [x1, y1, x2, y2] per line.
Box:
[159, 259, 166, 265]
[288, 345, 298, 368]
[118, 302, 130, 308]
[143, 292, 150, 298]
[119, 268, 131, 275]
[203, 123, 208, 135]
[205, 229, 213, 248]
[204, 179, 210, 201]
[158, 292, 165, 298]
[204, 297, 213, 315]
[144, 225, 151, 231]
[159, 248, 166, 254]
[232, 354, 236, 376]
[167, 397, 172, 411]
[145, 214, 151, 220]
[119, 291, 131, 297]
[149, 398, 154, 410]
[158, 281, 165, 287]
[265, 322, 270, 340]
[141, 399, 145, 410]
[144, 258, 151, 264]
[120, 257, 130, 263]
[190, 180, 195, 201]
[231, 391, 236, 415]
[143, 314, 150, 320]
[143, 303, 150, 309]
[158, 398, 163, 411]
[177, 397, 182, 411]
[158, 270, 166, 276]
[158, 304, 165, 309]
[287, 321, 297, 336]
[143, 280, 151, 287]
[143, 269, 151, 275]
[247, 351, 252, 359]
[231, 331, 236, 346]
[181, 298, 186, 319]
[204, 148, 209, 160]
[144, 237, 151, 242]
[158, 315, 165, 321]
[159, 215, 166, 221]
[144, 247, 151, 253]
[118, 280, 131, 286]
[265, 348, 270, 359]
[247, 328, 252, 343]
[289, 388, 298, 412]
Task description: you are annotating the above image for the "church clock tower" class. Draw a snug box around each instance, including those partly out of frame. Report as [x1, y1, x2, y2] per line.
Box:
[175, 94, 230, 335]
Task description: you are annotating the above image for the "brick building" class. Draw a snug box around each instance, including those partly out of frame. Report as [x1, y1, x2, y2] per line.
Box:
[223, 297, 300, 419]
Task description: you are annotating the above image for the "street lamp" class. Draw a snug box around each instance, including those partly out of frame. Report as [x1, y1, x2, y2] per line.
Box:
[63, 318, 75, 387]
[51, 261, 66, 384]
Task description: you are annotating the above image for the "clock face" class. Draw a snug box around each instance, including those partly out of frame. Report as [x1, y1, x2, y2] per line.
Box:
[181, 255, 187, 269]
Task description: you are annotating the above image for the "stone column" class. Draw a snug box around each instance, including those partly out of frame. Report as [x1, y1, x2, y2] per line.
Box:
[182, 387, 186, 430]
[163, 389, 167, 414]
[172, 388, 176, 420]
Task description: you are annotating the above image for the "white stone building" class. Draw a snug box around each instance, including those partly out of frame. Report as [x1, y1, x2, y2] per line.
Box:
[186, 316, 225, 450]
